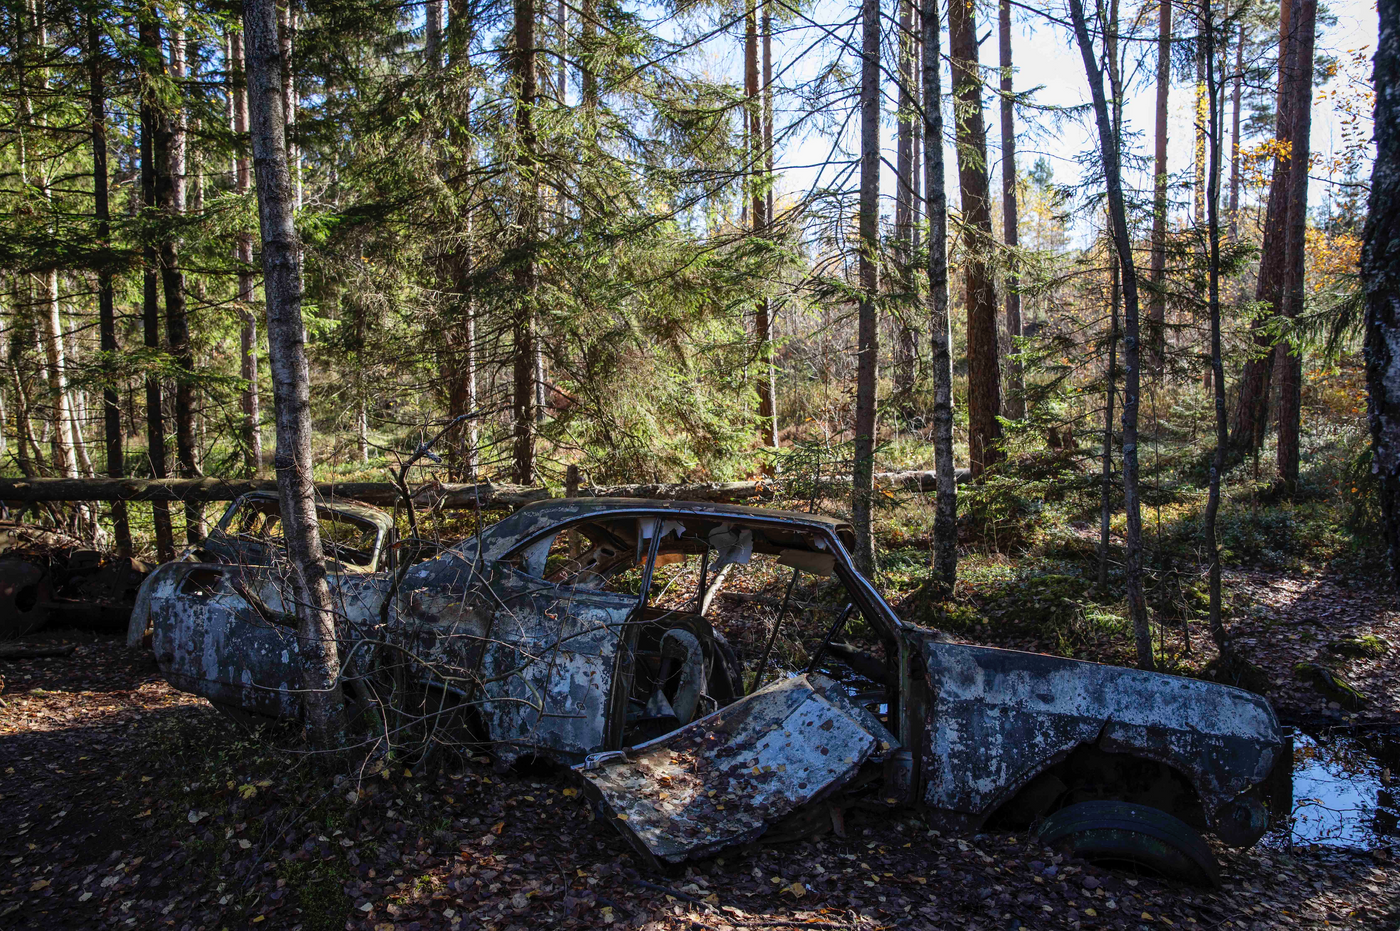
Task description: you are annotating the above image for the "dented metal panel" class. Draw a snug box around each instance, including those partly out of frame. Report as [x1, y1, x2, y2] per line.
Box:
[576, 674, 888, 867]
[390, 561, 632, 764]
[148, 563, 305, 718]
[146, 561, 393, 719]
[916, 637, 1282, 825]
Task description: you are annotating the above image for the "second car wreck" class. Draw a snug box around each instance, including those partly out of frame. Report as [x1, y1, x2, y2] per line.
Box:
[134, 498, 1288, 884]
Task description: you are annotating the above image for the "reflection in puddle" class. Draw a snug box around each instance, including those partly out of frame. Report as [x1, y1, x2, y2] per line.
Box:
[1265, 731, 1399, 850]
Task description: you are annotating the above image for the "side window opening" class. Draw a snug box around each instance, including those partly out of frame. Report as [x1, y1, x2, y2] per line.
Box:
[498, 515, 892, 748]
[611, 522, 891, 747]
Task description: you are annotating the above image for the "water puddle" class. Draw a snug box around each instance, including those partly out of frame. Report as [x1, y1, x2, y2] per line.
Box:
[1265, 730, 1399, 850]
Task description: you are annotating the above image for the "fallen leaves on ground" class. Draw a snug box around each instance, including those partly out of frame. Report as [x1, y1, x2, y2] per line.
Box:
[1, 636, 1397, 930]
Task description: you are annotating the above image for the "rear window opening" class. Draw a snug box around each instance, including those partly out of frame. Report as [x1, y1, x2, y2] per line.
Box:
[213, 497, 383, 569]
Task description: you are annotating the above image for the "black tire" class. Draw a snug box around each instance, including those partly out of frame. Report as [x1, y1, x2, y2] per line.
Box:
[1038, 800, 1221, 887]
[0, 559, 52, 639]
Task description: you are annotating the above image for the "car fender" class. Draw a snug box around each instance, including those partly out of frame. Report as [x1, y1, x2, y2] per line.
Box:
[912, 636, 1283, 835]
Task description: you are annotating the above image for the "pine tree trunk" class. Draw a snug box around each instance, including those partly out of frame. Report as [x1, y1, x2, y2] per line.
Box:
[90, 18, 131, 555]
[243, 0, 346, 749]
[999, 0, 1024, 421]
[581, 0, 597, 108]
[1194, 44, 1207, 226]
[1231, 0, 1296, 454]
[1276, 0, 1317, 494]
[159, 22, 202, 544]
[948, 0, 1001, 476]
[230, 29, 262, 478]
[1147, 0, 1171, 371]
[922, 0, 957, 592]
[893, 0, 916, 413]
[512, 0, 539, 484]
[1228, 19, 1244, 239]
[851, 0, 881, 574]
[746, 1, 776, 446]
[446, 1, 479, 481]
[1362, 0, 1400, 586]
[761, 0, 777, 443]
[1069, 0, 1153, 671]
[426, 0, 443, 67]
[1203, 0, 1230, 658]
[138, 11, 174, 562]
[1100, 246, 1119, 589]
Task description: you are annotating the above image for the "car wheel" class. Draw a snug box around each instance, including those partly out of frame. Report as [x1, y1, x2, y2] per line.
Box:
[0, 559, 52, 638]
[1037, 800, 1221, 887]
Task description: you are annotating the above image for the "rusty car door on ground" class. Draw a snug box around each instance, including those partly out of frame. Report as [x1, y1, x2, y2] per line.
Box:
[576, 672, 898, 867]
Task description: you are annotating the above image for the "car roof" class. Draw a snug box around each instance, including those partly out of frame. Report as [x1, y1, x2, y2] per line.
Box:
[486, 497, 854, 551]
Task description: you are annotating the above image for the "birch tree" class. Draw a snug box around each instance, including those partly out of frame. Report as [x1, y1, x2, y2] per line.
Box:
[243, 0, 346, 748]
[923, 0, 956, 591]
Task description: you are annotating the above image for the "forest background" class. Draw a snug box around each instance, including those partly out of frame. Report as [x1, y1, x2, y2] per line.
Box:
[0, 0, 1390, 687]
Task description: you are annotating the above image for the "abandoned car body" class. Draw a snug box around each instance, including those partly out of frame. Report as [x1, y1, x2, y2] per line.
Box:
[138, 498, 1286, 880]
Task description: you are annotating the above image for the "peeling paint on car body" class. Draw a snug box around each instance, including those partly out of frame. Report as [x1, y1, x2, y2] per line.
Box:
[144, 497, 1286, 864]
[577, 673, 897, 868]
[915, 639, 1281, 832]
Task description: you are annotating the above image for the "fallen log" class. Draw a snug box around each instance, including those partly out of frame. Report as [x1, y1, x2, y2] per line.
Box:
[0, 478, 548, 510]
[0, 469, 967, 511]
[0, 643, 77, 661]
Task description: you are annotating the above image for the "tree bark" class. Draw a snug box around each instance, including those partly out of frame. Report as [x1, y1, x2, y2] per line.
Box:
[426, 0, 443, 67]
[138, 10, 175, 562]
[750, 0, 776, 446]
[1363, 0, 1400, 587]
[581, 0, 597, 108]
[851, 0, 881, 573]
[276, 1, 300, 208]
[445, 0, 479, 481]
[1147, 0, 1170, 371]
[1194, 40, 1207, 226]
[923, 0, 957, 591]
[230, 29, 262, 477]
[1202, 0, 1230, 659]
[159, 19, 201, 543]
[512, 0, 539, 484]
[948, 0, 1001, 476]
[1068, 0, 1153, 671]
[894, 0, 916, 412]
[999, 0, 1024, 420]
[1228, 18, 1244, 238]
[1100, 241, 1119, 589]
[1231, 0, 1296, 454]
[25, 9, 77, 480]
[90, 16, 131, 556]
[243, 0, 346, 748]
[1275, 0, 1317, 494]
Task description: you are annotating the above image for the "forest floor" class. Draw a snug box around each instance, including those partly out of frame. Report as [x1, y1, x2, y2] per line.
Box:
[2, 559, 1397, 931]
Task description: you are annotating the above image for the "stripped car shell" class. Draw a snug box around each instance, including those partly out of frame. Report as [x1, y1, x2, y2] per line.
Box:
[140, 498, 1286, 871]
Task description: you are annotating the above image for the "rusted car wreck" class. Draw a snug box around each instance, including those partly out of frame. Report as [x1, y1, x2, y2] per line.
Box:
[134, 498, 1287, 884]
